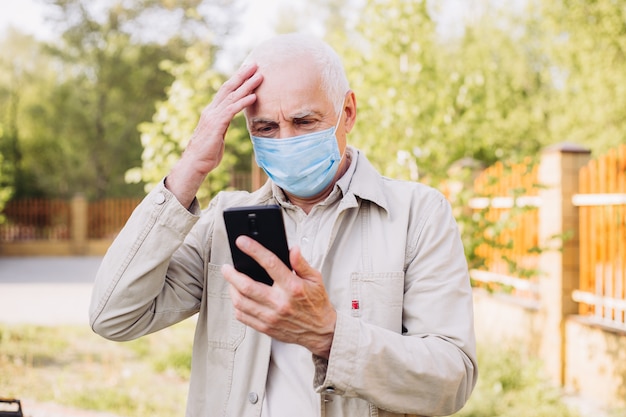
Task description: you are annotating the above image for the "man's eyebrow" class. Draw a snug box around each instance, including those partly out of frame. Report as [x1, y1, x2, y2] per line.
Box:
[249, 110, 324, 125]
[292, 110, 324, 119]
[249, 117, 275, 125]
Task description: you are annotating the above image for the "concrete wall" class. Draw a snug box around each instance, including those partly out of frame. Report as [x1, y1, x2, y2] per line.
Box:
[474, 290, 626, 410]
[565, 317, 626, 409]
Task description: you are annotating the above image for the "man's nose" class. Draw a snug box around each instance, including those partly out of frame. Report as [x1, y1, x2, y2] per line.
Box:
[277, 125, 298, 139]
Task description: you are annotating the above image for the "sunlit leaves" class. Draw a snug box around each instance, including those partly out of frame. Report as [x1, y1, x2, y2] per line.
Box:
[340, 0, 549, 187]
[538, 0, 626, 155]
[338, 0, 626, 189]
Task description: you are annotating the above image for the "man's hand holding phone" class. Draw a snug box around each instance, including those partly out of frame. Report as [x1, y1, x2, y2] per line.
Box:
[223, 205, 291, 286]
[222, 206, 337, 358]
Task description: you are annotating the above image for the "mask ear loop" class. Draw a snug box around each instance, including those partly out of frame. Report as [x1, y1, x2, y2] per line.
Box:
[332, 96, 347, 163]
[333, 97, 346, 134]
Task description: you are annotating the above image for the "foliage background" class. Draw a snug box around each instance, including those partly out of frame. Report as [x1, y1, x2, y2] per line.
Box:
[2, 0, 625, 205]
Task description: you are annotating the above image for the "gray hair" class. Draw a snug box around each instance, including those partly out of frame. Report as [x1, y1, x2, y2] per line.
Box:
[243, 33, 350, 113]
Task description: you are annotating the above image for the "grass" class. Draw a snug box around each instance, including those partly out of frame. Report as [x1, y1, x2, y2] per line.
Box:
[0, 320, 595, 417]
[452, 347, 581, 417]
[0, 320, 194, 417]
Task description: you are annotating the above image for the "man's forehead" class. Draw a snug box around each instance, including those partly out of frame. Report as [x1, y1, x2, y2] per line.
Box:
[245, 60, 333, 121]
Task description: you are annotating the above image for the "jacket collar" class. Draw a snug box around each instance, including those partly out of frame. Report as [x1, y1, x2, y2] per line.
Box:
[339, 146, 390, 215]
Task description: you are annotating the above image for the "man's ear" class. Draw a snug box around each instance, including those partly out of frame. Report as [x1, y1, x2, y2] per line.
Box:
[343, 90, 357, 133]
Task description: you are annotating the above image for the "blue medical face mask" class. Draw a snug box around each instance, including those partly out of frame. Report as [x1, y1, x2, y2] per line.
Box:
[251, 108, 343, 198]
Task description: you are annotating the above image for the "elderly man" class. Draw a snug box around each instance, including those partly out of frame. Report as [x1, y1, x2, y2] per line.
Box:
[90, 33, 477, 417]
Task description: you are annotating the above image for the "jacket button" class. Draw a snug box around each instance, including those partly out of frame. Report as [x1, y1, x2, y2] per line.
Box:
[153, 192, 166, 205]
[248, 392, 259, 404]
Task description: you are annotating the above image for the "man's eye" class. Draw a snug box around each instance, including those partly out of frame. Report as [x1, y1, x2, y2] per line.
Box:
[256, 125, 277, 134]
[296, 119, 316, 127]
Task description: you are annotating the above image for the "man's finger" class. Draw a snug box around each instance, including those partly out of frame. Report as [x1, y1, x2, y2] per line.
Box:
[235, 235, 291, 284]
[288, 245, 321, 283]
[214, 62, 259, 103]
[222, 263, 270, 302]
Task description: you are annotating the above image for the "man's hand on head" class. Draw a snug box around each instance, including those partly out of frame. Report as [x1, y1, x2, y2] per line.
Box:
[165, 64, 263, 208]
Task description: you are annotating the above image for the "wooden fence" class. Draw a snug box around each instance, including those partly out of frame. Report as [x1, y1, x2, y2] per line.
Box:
[470, 144, 626, 329]
[468, 143, 626, 411]
[0, 197, 141, 242]
[573, 144, 626, 326]
[0, 170, 263, 256]
[0, 198, 72, 241]
[469, 158, 541, 300]
[87, 199, 142, 239]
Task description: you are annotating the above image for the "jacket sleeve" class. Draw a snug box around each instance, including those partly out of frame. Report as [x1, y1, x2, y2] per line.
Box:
[314, 193, 478, 416]
[89, 181, 207, 341]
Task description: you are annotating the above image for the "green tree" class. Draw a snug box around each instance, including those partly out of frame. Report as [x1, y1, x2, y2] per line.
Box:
[537, 0, 626, 154]
[1, 0, 242, 200]
[340, 0, 550, 186]
[340, 0, 441, 182]
[35, 0, 195, 199]
[439, 10, 549, 167]
[0, 29, 56, 198]
[0, 151, 13, 223]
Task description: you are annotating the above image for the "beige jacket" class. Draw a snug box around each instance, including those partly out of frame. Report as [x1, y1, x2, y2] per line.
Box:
[89, 148, 477, 417]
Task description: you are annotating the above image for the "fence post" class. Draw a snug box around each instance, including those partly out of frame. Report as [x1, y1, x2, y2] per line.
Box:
[537, 142, 590, 386]
[251, 155, 268, 190]
[71, 194, 88, 255]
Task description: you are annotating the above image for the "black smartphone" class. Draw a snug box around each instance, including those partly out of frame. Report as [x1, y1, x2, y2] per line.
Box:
[223, 205, 291, 286]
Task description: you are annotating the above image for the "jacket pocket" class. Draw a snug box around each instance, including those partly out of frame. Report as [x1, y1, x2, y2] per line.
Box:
[350, 271, 405, 333]
[203, 263, 246, 350]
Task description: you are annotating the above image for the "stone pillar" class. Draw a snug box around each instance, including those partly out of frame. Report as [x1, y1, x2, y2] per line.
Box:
[537, 142, 590, 385]
[71, 194, 88, 255]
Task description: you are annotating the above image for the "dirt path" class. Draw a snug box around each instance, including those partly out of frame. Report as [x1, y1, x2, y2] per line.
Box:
[0, 256, 102, 325]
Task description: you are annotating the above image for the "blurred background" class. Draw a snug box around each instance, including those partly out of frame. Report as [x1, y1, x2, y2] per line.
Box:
[1, 0, 625, 416]
[2, 0, 623, 205]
